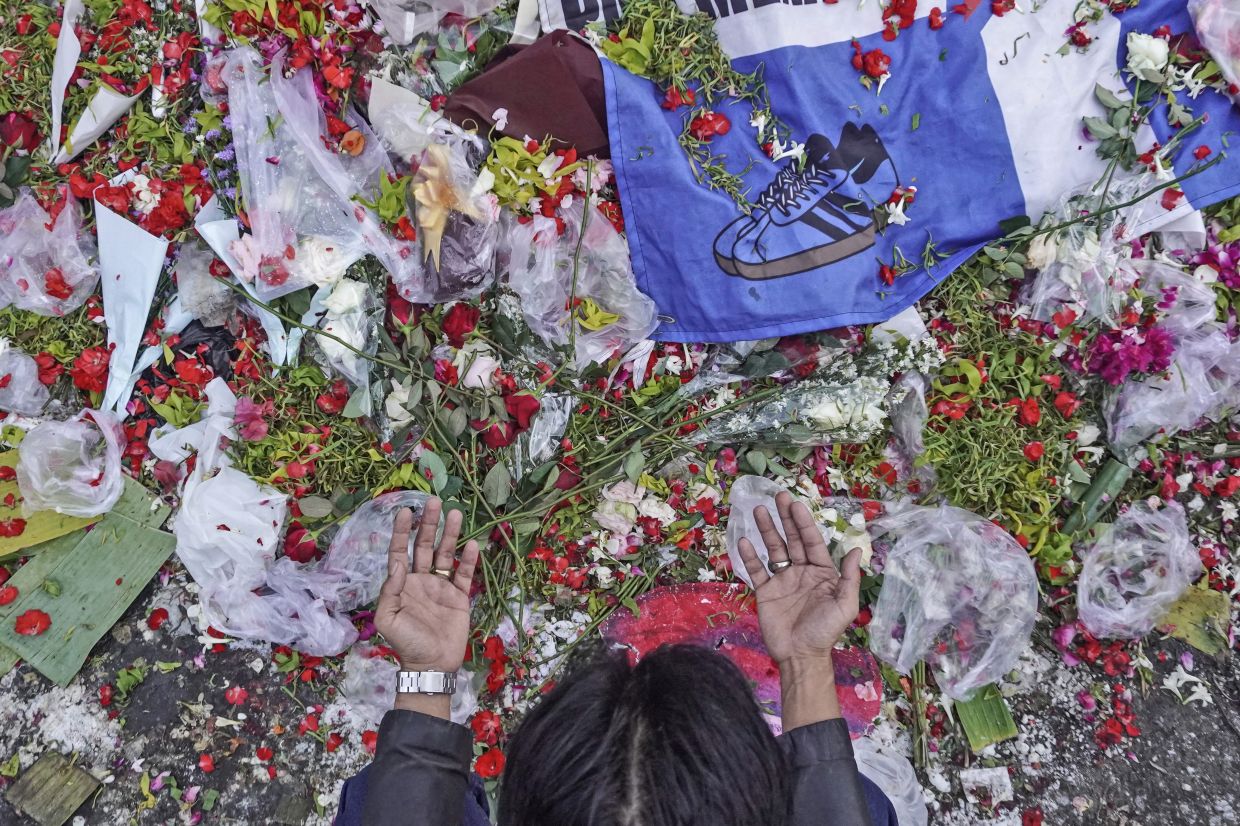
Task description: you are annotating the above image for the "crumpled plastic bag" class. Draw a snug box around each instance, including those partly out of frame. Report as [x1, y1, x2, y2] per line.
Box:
[1104, 262, 1240, 457]
[867, 504, 1039, 700]
[725, 475, 871, 587]
[313, 279, 380, 403]
[175, 241, 234, 327]
[1190, 0, 1240, 96]
[503, 201, 658, 368]
[319, 490, 431, 611]
[17, 409, 124, 517]
[1077, 501, 1201, 639]
[0, 189, 99, 316]
[852, 738, 928, 826]
[0, 340, 50, 416]
[223, 47, 368, 299]
[159, 379, 432, 656]
[339, 643, 481, 726]
[700, 374, 892, 447]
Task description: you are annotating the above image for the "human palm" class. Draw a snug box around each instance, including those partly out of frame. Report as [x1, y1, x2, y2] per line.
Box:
[736, 492, 862, 665]
[376, 499, 480, 672]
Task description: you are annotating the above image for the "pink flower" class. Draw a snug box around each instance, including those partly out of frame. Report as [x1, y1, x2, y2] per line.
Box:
[234, 397, 271, 441]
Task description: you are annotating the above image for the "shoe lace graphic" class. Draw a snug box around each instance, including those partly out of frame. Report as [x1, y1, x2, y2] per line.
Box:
[755, 162, 833, 214]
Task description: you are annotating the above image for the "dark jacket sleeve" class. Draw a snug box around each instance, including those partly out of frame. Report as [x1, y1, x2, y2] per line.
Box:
[780, 719, 874, 826]
[361, 710, 472, 826]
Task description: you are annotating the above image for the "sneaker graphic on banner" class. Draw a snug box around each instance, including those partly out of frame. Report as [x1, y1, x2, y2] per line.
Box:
[714, 123, 899, 281]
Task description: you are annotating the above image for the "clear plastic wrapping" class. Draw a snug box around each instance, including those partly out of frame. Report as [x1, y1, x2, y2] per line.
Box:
[1077, 501, 1201, 639]
[318, 490, 432, 612]
[0, 189, 99, 316]
[223, 47, 367, 299]
[17, 409, 124, 517]
[867, 504, 1039, 700]
[0, 341, 50, 416]
[502, 201, 658, 368]
[699, 375, 892, 447]
[1104, 262, 1240, 457]
[1189, 0, 1240, 95]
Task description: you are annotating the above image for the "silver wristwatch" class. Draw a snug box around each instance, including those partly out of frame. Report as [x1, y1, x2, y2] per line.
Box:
[397, 671, 457, 695]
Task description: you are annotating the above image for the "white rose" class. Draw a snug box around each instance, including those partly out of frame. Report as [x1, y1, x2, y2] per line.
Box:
[295, 237, 352, 288]
[1026, 233, 1057, 271]
[452, 342, 500, 389]
[593, 499, 637, 535]
[384, 380, 414, 429]
[806, 398, 853, 431]
[602, 480, 645, 506]
[1126, 33, 1170, 82]
[637, 497, 677, 525]
[323, 278, 369, 317]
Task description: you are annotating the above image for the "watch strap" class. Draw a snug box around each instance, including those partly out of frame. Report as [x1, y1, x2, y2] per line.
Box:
[397, 670, 457, 695]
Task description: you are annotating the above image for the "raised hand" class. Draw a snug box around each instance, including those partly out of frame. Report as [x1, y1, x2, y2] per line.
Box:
[375, 497, 480, 674]
[736, 491, 862, 667]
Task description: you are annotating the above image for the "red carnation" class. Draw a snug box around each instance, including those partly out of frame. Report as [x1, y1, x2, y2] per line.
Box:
[0, 585, 17, 606]
[0, 518, 26, 538]
[503, 392, 541, 430]
[442, 303, 481, 347]
[44, 268, 73, 300]
[69, 346, 111, 394]
[1023, 441, 1045, 462]
[475, 747, 506, 779]
[689, 112, 731, 141]
[14, 608, 50, 636]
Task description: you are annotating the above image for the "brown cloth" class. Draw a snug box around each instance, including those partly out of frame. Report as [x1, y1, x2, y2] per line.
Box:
[442, 30, 611, 158]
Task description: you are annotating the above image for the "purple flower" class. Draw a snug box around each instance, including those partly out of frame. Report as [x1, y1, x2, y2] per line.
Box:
[214, 147, 235, 162]
[1085, 325, 1177, 385]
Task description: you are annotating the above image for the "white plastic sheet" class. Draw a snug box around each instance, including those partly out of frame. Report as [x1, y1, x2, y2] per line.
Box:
[853, 738, 928, 826]
[17, 409, 124, 517]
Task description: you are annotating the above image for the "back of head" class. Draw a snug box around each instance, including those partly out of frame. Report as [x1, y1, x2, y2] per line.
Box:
[498, 644, 790, 826]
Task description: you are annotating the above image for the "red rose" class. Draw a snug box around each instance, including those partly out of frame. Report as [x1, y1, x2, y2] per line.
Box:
[472, 418, 517, 449]
[70, 346, 111, 394]
[503, 392, 541, 430]
[1054, 391, 1081, 418]
[474, 748, 505, 779]
[34, 352, 62, 386]
[1013, 397, 1041, 427]
[0, 111, 41, 151]
[316, 381, 350, 415]
[442, 303, 481, 347]
[284, 522, 320, 563]
[1023, 441, 1045, 462]
[14, 608, 50, 636]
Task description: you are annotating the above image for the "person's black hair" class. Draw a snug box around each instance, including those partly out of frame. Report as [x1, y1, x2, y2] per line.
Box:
[498, 643, 790, 826]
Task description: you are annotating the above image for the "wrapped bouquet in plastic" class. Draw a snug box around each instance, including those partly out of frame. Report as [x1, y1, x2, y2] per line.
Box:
[867, 504, 1039, 700]
[17, 410, 124, 517]
[1189, 0, 1240, 96]
[1104, 260, 1240, 457]
[503, 201, 657, 369]
[223, 47, 368, 299]
[0, 341, 50, 416]
[1077, 502, 1201, 639]
[698, 337, 942, 448]
[0, 189, 99, 316]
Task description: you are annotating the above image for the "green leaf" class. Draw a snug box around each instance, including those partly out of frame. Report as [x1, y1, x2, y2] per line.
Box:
[0, 754, 19, 778]
[202, 789, 220, 812]
[418, 452, 449, 494]
[448, 406, 469, 438]
[911, 113, 921, 131]
[1083, 116, 1117, 139]
[955, 684, 1018, 752]
[342, 386, 369, 419]
[40, 579, 60, 597]
[297, 496, 334, 519]
[622, 446, 645, 485]
[744, 450, 768, 475]
[1093, 83, 1125, 110]
[1159, 585, 1231, 656]
[483, 462, 512, 508]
